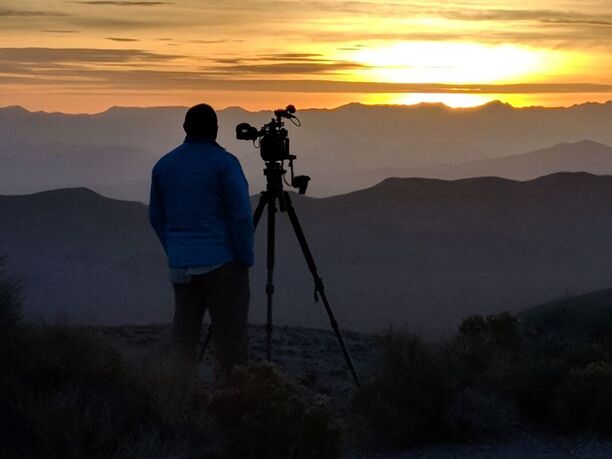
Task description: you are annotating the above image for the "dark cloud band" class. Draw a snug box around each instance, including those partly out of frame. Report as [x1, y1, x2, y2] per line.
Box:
[0, 8, 69, 17]
[106, 37, 140, 42]
[0, 47, 180, 63]
[69, 1, 173, 6]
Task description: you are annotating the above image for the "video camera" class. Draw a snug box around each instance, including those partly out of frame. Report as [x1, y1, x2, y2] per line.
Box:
[236, 105, 310, 194]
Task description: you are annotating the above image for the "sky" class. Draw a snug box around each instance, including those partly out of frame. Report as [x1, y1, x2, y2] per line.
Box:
[1, 0, 611, 113]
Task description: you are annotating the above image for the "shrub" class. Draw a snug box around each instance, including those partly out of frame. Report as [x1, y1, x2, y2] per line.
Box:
[504, 357, 567, 423]
[0, 258, 340, 458]
[0, 323, 218, 459]
[208, 364, 342, 459]
[442, 314, 523, 435]
[0, 256, 21, 330]
[444, 313, 522, 401]
[352, 333, 455, 448]
[552, 361, 612, 434]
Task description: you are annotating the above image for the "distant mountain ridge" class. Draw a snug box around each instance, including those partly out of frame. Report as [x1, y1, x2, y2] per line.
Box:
[3, 172, 612, 337]
[1, 101, 612, 200]
[406, 140, 612, 180]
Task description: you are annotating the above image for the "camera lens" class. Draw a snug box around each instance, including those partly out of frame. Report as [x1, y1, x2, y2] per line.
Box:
[236, 123, 258, 140]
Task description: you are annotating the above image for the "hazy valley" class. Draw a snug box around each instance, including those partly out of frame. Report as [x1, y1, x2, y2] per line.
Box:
[3, 102, 612, 336]
[2, 101, 612, 200]
[3, 172, 612, 337]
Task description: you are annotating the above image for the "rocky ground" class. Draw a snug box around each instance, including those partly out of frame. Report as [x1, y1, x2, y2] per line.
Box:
[96, 322, 376, 390]
[96, 324, 612, 459]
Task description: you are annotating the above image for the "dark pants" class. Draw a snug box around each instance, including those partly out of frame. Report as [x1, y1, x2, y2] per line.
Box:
[171, 262, 250, 373]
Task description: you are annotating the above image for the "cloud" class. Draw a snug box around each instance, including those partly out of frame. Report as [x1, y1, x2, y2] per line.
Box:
[64, 16, 173, 29]
[0, 8, 68, 17]
[0, 55, 609, 95]
[291, 1, 424, 16]
[42, 30, 80, 33]
[61, 10, 216, 30]
[436, 8, 612, 24]
[290, 25, 612, 49]
[203, 53, 361, 75]
[215, 58, 243, 64]
[189, 39, 245, 44]
[433, 7, 612, 36]
[0, 47, 180, 64]
[255, 53, 325, 62]
[106, 37, 140, 42]
[0, 43, 608, 94]
[212, 61, 366, 75]
[541, 18, 612, 27]
[437, 8, 560, 21]
[69, 1, 173, 5]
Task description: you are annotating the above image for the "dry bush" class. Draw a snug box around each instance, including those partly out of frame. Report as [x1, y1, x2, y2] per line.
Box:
[552, 361, 612, 433]
[0, 258, 340, 458]
[0, 256, 21, 330]
[208, 363, 342, 459]
[351, 333, 456, 448]
[0, 324, 219, 459]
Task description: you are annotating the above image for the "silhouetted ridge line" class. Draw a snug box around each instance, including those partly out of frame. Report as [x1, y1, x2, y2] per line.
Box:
[0, 106, 29, 118]
[372, 171, 611, 189]
[100, 106, 186, 115]
[2, 99, 612, 116]
[568, 139, 611, 148]
[525, 286, 612, 315]
[310, 172, 612, 202]
[5, 173, 611, 206]
[0, 105, 28, 114]
[0, 187, 143, 207]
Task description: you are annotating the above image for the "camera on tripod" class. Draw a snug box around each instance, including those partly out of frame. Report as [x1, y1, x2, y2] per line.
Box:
[235, 104, 310, 194]
[229, 107, 360, 385]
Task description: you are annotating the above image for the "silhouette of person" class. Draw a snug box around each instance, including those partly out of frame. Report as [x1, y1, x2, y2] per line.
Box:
[149, 103, 254, 376]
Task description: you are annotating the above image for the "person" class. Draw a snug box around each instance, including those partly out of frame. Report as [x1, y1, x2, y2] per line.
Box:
[148, 103, 254, 376]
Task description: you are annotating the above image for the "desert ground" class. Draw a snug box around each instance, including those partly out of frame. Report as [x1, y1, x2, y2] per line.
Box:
[97, 323, 612, 458]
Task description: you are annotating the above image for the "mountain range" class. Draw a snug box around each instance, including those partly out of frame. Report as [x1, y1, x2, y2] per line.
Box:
[3, 172, 612, 338]
[405, 140, 612, 180]
[1, 101, 612, 200]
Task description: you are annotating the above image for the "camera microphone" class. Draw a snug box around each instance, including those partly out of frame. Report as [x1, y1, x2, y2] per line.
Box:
[274, 104, 297, 119]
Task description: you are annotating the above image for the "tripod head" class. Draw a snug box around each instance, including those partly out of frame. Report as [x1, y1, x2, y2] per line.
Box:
[236, 105, 310, 195]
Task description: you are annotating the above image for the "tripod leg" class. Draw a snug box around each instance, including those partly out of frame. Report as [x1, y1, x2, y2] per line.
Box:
[253, 192, 268, 229]
[265, 195, 277, 362]
[283, 193, 360, 386]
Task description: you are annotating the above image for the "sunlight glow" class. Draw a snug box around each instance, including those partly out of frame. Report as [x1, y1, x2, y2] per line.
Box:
[376, 93, 497, 107]
[347, 42, 551, 84]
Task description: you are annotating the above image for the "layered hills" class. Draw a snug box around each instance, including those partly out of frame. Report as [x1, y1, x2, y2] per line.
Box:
[3, 172, 612, 337]
[1, 101, 612, 200]
[408, 140, 612, 180]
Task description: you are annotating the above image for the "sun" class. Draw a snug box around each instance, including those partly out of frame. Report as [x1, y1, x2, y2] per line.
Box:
[345, 42, 551, 85]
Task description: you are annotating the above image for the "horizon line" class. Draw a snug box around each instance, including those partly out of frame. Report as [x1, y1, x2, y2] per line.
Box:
[3, 98, 612, 116]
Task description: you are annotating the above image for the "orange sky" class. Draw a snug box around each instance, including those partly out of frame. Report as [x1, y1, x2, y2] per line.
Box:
[1, 0, 611, 112]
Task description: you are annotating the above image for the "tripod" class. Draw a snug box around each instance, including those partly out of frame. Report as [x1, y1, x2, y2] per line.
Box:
[200, 161, 360, 386]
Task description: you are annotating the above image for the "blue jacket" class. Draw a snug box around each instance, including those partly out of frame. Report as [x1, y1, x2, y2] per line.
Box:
[148, 137, 254, 268]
